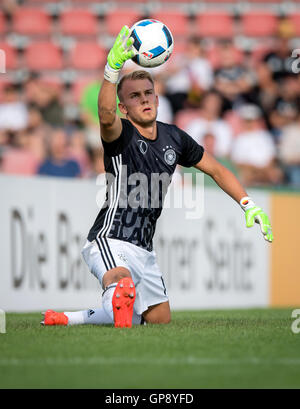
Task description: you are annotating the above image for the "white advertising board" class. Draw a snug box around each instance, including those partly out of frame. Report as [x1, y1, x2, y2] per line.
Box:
[0, 175, 270, 312]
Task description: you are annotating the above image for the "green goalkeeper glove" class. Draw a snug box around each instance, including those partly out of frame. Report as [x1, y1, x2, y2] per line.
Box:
[240, 197, 273, 243]
[104, 25, 135, 83]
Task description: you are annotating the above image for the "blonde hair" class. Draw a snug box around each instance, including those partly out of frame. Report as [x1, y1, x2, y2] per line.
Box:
[117, 70, 154, 101]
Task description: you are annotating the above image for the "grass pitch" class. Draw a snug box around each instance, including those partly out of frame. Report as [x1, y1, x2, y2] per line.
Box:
[0, 309, 300, 389]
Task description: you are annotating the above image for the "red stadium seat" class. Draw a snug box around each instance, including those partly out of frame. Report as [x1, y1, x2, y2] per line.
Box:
[0, 11, 6, 35]
[60, 9, 98, 36]
[24, 42, 63, 70]
[204, 0, 238, 2]
[150, 11, 189, 37]
[69, 42, 106, 70]
[26, 0, 60, 2]
[241, 12, 278, 37]
[12, 8, 52, 36]
[195, 12, 234, 38]
[70, 0, 106, 2]
[0, 42, 18, 70]
[105, 10, 142, 36]
[247, 0, 282, 2]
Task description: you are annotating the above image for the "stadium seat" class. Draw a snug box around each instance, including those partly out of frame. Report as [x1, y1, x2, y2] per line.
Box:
[204, 0, 238, 2]
[241, 12, 278, 37]
[60, 9, 98, 36]
[150, 11, 189, 37]
[105, 10, 142, 36]
[24, 42, 63, 70]
[12, 8, 52, 36]
[26, 0, 60, 2]
[69, 41, 106, 70]
[70, 0, 106, 2]
[247, 0, 282, 2]
[195, 12, 234, 38]
[0, 42, 18, 70]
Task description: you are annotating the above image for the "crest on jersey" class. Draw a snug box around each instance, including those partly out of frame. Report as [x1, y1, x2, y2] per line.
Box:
[137, 139, 148, 154]
[163, 146, 176, 165]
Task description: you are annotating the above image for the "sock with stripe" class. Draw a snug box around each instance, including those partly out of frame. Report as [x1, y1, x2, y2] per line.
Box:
[64, 308, 112, 325]
[102, 282, 142, 325]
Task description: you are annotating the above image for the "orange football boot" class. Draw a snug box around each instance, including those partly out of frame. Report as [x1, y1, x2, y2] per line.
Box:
[112, 277, 136, 328]
[41, 309, 68, 326]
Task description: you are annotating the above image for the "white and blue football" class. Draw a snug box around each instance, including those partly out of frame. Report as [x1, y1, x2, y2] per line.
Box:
[130, 19, 174, 68]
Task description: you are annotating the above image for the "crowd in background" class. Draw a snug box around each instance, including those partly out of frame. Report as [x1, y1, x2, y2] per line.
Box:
[0, 1, 300, 187]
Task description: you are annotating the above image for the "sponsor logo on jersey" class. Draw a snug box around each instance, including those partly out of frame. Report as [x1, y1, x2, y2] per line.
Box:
[137, 139, 148, 155]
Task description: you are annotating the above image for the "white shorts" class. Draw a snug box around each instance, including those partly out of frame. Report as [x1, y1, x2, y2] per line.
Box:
[81, 238, 169, 315]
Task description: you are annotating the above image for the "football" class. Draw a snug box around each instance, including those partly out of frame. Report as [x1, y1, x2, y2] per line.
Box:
[130, 19, 174, 68]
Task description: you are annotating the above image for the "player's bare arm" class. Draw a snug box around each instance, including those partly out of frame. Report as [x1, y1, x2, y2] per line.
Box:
[195, 151, 274, 242]
[98, 79, 122, 142]
[195, 151, 248, 203]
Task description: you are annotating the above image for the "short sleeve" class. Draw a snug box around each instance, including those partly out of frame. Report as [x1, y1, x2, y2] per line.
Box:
[101, 118, 133, 157]
[176, 126, 204, 167]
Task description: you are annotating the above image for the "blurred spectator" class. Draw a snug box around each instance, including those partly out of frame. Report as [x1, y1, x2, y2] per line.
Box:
[268, 75, 300, 143]
[87, 147, 105, 178]
[231, 104, 283, 186]
[0, 84, 28, 131]
[38, 128, 81, 178]
[23, 73, 64, 127]
[249, 63, 279, 122]
[79, 80, 103, 150]
[80, 81, 101, 126]
[2, 0, 18, 17]
[1, 128, 43, 175]
[261, 34, 297, 83]
[165, 36, 213, 113]
[202, 132, 216, 156]
[68, 129, 92, 177]
[154, 76, 173, 124]
[278, 112, 300, 187]
[185, 91, 233, 158]
[214, 40, 254, 111]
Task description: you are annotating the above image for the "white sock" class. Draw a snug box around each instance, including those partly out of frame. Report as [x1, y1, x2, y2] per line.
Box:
[102, 282, 142, 325]
[64, 310, 85, 325]
[64, 308, 112, 325]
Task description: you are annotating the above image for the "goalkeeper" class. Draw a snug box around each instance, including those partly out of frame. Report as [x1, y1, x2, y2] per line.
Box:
[42, 26, 273, 328]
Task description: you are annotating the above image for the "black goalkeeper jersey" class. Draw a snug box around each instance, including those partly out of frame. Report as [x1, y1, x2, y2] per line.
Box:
[88, 118, 204, 252]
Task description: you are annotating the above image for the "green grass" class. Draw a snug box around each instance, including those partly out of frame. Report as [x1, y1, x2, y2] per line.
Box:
[0, 309, 300, 389]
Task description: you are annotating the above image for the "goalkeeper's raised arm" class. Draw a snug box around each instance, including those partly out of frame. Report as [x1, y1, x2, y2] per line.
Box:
[98, 25, 135, 143]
